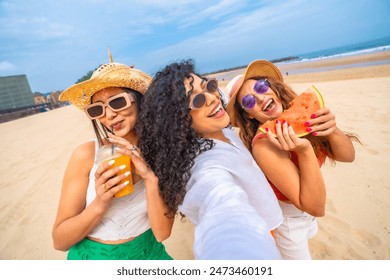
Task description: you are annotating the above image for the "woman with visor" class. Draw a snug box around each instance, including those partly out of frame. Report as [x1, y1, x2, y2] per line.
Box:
[226, 59, 357, 259]
[137, 59, 283, 259]
[52, 62, 173, 260]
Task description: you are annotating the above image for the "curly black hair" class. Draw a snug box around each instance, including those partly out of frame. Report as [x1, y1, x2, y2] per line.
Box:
[136, 59, 214, 216]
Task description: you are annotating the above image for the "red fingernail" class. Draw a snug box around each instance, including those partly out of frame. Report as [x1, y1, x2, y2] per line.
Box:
[312, 132, 317, 136]
[282, 120, 286, 125]
[311, 114, 316, 119]
[304, 122, 310, 127]
[275, 120, 279, 124]
[265, 128, 269, 132]
[306, 128, 312, 132]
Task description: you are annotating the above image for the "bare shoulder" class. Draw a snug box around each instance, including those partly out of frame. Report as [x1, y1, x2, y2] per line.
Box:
[66, 141, 95, 174]
[252, 137, 289, 160]
[71, 141, 95, 161]
[252, 137, 275, 153]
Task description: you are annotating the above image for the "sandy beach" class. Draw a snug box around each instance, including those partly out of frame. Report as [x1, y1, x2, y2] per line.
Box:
[0, 51, 389, 260]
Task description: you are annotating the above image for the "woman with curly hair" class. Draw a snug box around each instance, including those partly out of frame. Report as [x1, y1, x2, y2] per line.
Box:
[226, 59, 358, 259]
[137, 59, 283, 259]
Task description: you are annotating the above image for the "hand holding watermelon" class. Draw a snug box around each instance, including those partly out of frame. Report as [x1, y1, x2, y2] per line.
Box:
[303, 107, 337, 137]
[263, 118, 314, 153]
[258, 86, 325, 138]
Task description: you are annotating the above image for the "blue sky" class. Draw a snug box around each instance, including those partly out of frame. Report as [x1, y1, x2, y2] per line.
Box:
[0, 0, 389, 93]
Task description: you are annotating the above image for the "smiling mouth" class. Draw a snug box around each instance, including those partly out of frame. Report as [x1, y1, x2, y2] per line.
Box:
[262, 98, 275, 111]
[208, 104, 222, 117]
[111, 121, 122, 129]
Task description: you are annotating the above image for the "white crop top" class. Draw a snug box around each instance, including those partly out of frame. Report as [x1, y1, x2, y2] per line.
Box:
[85, 141, 150, 241]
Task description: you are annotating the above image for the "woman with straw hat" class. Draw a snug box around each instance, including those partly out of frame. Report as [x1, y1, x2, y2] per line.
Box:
[52, 62, 173, 260]
[137, 59, 283, 259]
[226, 59, 358, 259]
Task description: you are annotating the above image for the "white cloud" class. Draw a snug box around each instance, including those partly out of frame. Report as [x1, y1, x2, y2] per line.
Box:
[4, 17, 75, 39]
[0, 61, 16, 72]
[1, 0, 389, 92]
[177, 0, 243, 28]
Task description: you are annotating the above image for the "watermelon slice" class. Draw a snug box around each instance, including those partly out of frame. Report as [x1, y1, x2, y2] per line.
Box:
[258, 85, 324, 138]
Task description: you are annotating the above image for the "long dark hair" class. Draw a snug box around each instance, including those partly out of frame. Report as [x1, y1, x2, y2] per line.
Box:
[233, 76, 359, 163]
[137, 59, 214, 216]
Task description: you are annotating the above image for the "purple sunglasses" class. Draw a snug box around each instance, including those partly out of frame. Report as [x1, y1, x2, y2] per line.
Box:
[241, 79, 270, 109]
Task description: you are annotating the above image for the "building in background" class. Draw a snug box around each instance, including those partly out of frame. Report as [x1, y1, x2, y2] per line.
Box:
[33, 93, 46, 104]
[0, 74, 67, 123]
[47, 91, 62, 105]
[0, 74, 35, 110]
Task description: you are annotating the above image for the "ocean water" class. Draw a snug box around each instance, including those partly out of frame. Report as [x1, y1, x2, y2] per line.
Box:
[213, 36, 390, 80]
[295, 35, 390, 62]
[270, 36, 390, 75]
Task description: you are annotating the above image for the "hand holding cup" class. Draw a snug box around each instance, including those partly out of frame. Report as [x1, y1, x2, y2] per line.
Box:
[107, 133, 157, 183]
[95, 143, 134, 198]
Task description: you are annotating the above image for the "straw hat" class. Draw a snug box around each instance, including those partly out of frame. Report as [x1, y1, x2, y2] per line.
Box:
[226, 59, 283, 127]
[226, 74, 244, 99]
[59, 63, 152, 109]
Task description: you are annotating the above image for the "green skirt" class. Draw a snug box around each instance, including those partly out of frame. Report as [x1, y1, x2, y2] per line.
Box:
[67, 229, 172, 260]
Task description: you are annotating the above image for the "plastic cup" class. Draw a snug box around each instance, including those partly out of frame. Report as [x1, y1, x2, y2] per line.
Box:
[96, 144, 134, 198]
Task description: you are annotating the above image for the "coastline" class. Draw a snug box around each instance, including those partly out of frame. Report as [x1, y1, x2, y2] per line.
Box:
[213, 49, 390, 83]
[0, 51, 389, 260]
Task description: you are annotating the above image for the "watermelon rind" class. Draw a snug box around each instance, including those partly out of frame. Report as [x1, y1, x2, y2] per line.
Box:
[311, 85, 325, 108]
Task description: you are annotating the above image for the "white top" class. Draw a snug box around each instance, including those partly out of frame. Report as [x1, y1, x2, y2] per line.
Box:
[179, 128, 283, 259]
[85, 141, 150, 241]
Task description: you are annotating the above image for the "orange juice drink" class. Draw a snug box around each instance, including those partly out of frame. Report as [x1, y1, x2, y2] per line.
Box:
[110, 153, 134, 198]
[96, 144, 134, 198]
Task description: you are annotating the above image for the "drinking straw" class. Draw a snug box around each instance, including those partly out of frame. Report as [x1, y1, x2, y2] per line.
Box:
[110, 124, 114, 155]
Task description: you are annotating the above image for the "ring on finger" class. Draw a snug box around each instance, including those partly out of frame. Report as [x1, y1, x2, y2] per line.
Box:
[130, 145, 137, 151]
[102, 183, 107, 189]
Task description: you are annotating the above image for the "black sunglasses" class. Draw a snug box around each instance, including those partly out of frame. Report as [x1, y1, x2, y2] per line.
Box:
[188, 78, 219, 110]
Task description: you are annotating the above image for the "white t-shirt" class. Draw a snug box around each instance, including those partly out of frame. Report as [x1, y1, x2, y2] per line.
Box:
[179, 128, 282, 259]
